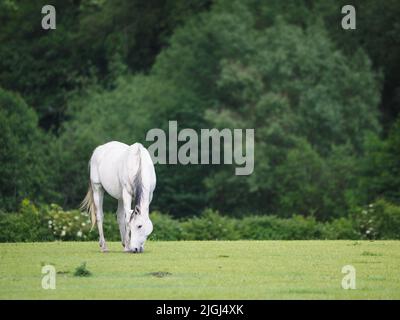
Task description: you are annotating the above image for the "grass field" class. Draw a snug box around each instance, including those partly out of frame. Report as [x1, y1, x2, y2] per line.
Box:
[0, 240, 399, 299]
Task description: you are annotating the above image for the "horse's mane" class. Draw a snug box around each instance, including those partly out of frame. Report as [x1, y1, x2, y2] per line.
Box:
[133, 146, 144, 207]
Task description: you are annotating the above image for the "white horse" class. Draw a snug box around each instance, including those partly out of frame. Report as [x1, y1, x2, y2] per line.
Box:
[81, 141, 156, 253]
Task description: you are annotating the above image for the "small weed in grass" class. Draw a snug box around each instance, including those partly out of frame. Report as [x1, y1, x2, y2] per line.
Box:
[73, 262, 92, 277]
[57, 270, 70, 275]
[147, 271, 172, 278]
[361, 251, 382, 257]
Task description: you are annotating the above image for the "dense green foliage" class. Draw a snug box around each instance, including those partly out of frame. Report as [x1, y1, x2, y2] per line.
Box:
[0, 199, 399, 242]
[153, 9, 380, 217]
[0, 0, 211, 128]
[0, 88, 58, 210]
[1, 0, 400, 229]
[359, 121, 400, 205]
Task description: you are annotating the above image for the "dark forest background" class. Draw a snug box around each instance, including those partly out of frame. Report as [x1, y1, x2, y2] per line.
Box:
[1, 0, 399, 222]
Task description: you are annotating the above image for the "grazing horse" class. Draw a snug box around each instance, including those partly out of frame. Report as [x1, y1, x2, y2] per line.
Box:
[81, 141, 156, 253]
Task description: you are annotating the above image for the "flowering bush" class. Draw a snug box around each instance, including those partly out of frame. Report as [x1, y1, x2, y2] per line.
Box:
[0, 200, 98, 242]
[352, 199, 400, 239]
[44, 204, 91, 240]
[352, 204, 378, 239]
[42, 202, 120, 241]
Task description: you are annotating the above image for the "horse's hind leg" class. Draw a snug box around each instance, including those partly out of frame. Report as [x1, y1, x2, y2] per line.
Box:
[116, 199, 126, 249]
[92, 183, 108, 252]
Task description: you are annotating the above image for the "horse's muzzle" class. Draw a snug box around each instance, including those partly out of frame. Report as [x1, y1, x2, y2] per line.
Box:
[129, 246, 144, 253]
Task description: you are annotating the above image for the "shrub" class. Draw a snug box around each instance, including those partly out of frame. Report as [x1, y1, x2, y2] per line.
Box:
[280, 215, 325, 239]
[352, 199, 400, 239]
[238, 215, 324, 240]
[181, 209, 241, 240]
[149, 211, 184, 241]
[0, 199, 54, 242]
[0, 212, 40, 242]
[1, 199, 400, 242]
[322, 217, 360, 240]
[238, 215, 286, 240]
[44, 204, 91, 241]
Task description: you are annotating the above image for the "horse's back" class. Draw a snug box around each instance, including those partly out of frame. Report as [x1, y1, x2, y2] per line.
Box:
[90, 141, 129, 199]
[90, 141, 129, 170]
[89, 141, 156, 200]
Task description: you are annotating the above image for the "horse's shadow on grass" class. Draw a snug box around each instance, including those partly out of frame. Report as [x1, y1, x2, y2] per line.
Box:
[91, 249, 152, 255]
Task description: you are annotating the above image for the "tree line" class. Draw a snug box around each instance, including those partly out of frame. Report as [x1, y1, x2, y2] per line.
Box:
[0, 0, 399, 220]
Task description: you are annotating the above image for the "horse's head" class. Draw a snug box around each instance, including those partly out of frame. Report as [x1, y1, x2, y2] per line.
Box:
[127, 206, 153, 253]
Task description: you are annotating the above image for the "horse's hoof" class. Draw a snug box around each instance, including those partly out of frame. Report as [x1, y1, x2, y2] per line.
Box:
[101, 247, 109, 253]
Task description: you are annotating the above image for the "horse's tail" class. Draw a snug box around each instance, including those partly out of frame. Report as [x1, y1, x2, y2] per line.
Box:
[80, 183, 96, 231]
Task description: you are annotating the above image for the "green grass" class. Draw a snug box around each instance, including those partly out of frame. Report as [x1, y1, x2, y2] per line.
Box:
[0, 241, 399, 299]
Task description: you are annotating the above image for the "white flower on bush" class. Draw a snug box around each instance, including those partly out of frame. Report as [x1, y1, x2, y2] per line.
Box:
[81, 222, 86, 227]
[77, 231, 83, 238]
[61, 230, 66, 237]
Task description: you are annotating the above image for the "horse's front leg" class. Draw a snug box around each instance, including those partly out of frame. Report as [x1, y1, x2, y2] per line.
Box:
[116, 199, 126, 249]
[122, 188, 133, 252]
